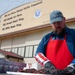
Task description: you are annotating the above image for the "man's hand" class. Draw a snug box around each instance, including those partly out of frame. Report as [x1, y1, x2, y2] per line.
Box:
[63, 64, 75, 75]
[44, 61, 75, 75]
[44, 61, 72, 75]
[44, 61, 59, 75]
[57, 64, 75, 75]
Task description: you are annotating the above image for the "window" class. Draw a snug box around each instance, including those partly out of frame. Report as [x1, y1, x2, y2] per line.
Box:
[18, 47, 25, 57]
[12, 47, 18, 54]
[29, 46, 33, 57]
[2, 44, 38, 58]
[33, 45, 38, 57]
[25, 46, 33, 58]
[5, 48, 11, 52]
[1, 49, 5, 51]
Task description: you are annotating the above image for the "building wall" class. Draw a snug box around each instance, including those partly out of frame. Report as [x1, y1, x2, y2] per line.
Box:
[0, 23, 75, 64]
[8, 57, 23, 62]
[0, 53, 5, 58]
[0, 21, 51, 49]
[0, 0, 43, 35]
[0, 0, 75, 35]
[0, 25, 51, 54]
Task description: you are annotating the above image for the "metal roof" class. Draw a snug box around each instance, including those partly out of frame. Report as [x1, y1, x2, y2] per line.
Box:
[0, 49, 23, 59]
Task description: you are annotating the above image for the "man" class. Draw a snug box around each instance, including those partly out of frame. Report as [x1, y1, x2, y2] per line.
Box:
[35, 10, 75, 75]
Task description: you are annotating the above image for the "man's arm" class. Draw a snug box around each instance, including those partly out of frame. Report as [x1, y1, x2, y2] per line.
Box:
[35, 53, 60, 75]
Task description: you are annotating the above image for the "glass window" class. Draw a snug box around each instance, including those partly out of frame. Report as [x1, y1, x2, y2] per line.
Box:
[1, 49, 5, 51]
[29, 46, 33, 57]
[1, 45, 38, 58]
[21, 47, 25, 57]
[12, 47, 18, 54]
[18, 47, 25, 57]
[33, 45, 38, 57]
[25, 46, 33, 57]
[5, 48, 11, 52]
[25, 46, 29, 57]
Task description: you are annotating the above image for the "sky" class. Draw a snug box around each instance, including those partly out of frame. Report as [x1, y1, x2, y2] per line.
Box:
[0, 0, 35, 16]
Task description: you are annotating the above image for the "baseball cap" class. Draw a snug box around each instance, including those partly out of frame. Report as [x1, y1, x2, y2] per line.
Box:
[50, 10, 63, 24]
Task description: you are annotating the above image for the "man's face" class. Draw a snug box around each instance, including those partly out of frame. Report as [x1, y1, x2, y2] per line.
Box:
[51, 17, 66, 35]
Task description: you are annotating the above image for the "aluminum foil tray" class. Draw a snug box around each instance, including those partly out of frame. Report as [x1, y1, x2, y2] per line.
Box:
[7, 71, 50, 75]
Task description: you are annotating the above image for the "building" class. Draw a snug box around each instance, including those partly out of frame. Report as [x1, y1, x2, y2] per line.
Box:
[0, 0, 75, 69]
[0, 49, 23, 62]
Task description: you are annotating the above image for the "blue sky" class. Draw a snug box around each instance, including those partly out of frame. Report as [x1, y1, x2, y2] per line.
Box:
[0, 0, 35, 16]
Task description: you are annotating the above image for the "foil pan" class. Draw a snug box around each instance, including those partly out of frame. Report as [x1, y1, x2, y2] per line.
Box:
[7, 71, 50, 75]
